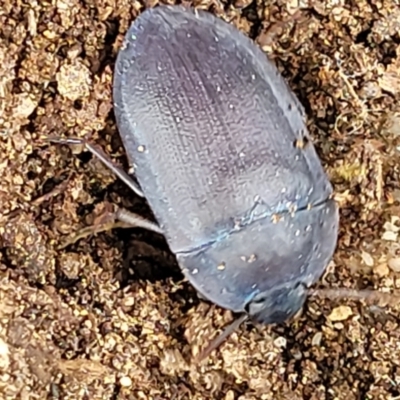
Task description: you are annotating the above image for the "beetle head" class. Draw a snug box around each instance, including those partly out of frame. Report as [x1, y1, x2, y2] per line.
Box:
[194, 282, 309, 362]
[246, 281, 308, 324]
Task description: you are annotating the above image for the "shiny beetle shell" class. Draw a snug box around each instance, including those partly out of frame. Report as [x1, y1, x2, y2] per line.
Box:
[113, 5, 339, 324]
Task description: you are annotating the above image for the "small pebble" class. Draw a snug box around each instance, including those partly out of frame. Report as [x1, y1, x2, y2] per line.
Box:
[328, 306, 353, 322]
[361, 250, 374, 267]
[388, 257, 400, 272]
[120, 376, 132, 387]
[373, 263, 389, 278]
[311, 332, 322, 346]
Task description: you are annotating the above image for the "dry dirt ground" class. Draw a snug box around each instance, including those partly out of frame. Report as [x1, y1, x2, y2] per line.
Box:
[1, 0, 400, 399]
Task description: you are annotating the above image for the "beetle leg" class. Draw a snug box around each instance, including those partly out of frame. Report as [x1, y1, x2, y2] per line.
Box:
[115, 207, 163, 235]
[196, 292, 209, 301]
[58, 220, 130, 249]
[58, 206, 162, 249]
[48, 136, 145, 198]
[194, 313, 249, 363]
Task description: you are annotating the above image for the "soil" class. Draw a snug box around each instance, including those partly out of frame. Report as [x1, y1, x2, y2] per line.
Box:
[1, 0, 400, 399]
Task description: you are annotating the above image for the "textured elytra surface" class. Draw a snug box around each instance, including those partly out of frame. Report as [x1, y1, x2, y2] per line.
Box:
[113, 6, 334, 253]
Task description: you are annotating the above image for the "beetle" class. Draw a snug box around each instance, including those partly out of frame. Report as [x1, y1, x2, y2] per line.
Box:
[113, 3, 339, 320]
[54, 4, 339, 358]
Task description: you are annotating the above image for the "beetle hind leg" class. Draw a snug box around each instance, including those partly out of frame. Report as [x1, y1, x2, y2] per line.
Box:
[115, 207, 163, 234]
[58, 205, 163, 249]
[58, 219, 128, 249]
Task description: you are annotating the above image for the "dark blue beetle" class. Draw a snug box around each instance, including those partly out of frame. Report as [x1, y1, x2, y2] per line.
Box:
[56, 4, 339, 356]
[113, 4, 339, 325]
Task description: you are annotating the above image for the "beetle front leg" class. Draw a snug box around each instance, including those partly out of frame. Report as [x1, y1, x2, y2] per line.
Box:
[47, 136, 145, 198]
[48, 136, 163, 248]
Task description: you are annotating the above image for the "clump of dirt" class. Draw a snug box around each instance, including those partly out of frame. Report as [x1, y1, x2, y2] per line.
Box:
[1, 0, 400, 399]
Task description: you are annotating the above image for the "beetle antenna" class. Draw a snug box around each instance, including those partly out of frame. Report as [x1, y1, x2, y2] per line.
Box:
[193, 313, 249, 363]
[309, 287, 400, 307]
